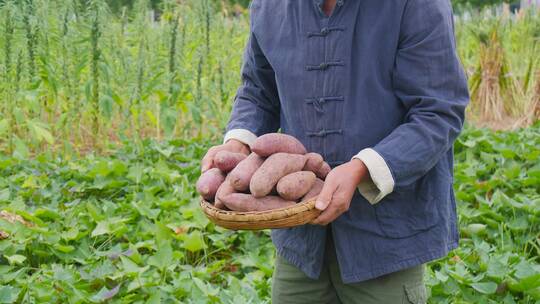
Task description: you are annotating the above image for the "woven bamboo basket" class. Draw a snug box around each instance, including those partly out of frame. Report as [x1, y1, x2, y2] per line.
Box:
[200, 197, 321, 230]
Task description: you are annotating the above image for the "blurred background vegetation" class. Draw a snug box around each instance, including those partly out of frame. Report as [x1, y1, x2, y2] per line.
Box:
[0, 0, 520, 15]
[0, 0, 538, 157]
[103, 0, 515, 13]
[108, 0, 518, 14]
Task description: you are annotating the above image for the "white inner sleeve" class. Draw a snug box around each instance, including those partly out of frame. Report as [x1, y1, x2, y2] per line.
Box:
[223, 129, 258, 148]
[353, 148, 395, 205]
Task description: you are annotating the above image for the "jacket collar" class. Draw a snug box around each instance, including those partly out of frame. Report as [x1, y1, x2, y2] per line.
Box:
[314, 0, 345, 7]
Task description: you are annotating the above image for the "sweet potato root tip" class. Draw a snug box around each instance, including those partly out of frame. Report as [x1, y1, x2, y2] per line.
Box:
[303, 152, 324, 172]
[315, 162, 331, 180]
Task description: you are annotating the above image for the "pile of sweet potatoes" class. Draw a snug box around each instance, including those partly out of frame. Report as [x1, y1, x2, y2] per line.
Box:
[197, 133, 329, 212]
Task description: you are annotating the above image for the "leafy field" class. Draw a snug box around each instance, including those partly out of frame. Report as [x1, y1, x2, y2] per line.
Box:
[0, 125, 539, 303]
[428, 125, 540, 303]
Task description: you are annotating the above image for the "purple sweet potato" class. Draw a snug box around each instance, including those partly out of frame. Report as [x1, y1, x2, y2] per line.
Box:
[214, 151, 247, 173]
[277, 171, 317, 201]
[221, 193, 296, 212]
[251, 133, 307, 157]
[228, 153, 265, 192]
[301, 178, 324, 201]
[315, 162, 331, 180]
[196, 168, 225, 201]
[250, 153, 307, 198]
[303, 152, 324, 172]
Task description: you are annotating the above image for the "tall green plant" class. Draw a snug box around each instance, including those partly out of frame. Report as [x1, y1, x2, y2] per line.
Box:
[90, 1, 102, 148]
[1, 2, 15, 152]
[23, 0, 37, 82]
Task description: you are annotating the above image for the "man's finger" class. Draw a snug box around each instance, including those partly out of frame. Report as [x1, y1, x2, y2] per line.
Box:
[315, 181, 335, 211]
[313, 203, 341, 225]
[201, 148, 219, 172]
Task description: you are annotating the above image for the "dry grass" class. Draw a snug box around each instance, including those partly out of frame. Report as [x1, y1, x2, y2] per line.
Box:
[469, 25, 512, 122]
[0, 210, 33, 227]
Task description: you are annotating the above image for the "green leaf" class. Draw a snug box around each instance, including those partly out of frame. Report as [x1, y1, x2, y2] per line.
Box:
[127, 163, 144, 183]
[0, 189, 10, 202]
[434, 270, 449, 282]
[155, 222, 172, 246]
[192, 277, 219, 297]
[90, 285, 120, 303]
[91, 217, 126, 237]
[120, 256, 148, 275]
[146, 292, 161, 304]
[4, 255, 26, 266]
[0, 119, 9, 137]
[471, 282, 498, 294]
[525, 287, 540, 300]
[61, 227, 80, 241]
[155, 145, 175, 158]
[486, 258, 507, 279]
[21, 176, 38, 189]
[34, 208, 61, 221]
[507, 217, 528, 232]
[514, 261, 539, 279]
[510, 274, 540, 292]
[91, 220, 110, 237]
[148, 243, 173, 269]
[131, 201, 160, 220]
[12, 108, 25, 124]
[12, 137, 29, 159]
[100, 95, 114, 120]
[0, 286, 20, 304]
[146, 111, 158, 126]
[182, 231, 207, 253]
[0, 268, 25, 284]
[27, 120, 55, 144]
[53, 244, 75, 253]
[465, 223, 487, 235]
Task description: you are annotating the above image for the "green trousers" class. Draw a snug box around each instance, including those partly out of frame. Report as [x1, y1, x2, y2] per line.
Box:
[271, 232, 427, 304]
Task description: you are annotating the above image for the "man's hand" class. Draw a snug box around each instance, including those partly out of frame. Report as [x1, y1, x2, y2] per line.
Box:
[201, 139, 250, 172]
[311, 159, 369, 225]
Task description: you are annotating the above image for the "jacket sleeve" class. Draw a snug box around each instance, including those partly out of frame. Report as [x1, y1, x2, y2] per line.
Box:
[224, 5, 280, 147]
[371, 0, 470, 190]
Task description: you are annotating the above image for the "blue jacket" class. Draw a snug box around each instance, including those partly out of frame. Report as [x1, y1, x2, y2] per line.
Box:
[226, 0, 469, 283]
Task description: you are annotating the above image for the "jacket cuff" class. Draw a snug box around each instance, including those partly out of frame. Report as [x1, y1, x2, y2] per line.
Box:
[223, 129, 258, 148]
[352, 148, 395, 205]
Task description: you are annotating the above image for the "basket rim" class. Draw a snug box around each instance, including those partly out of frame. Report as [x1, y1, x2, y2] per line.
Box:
[200, 196, 319, 223]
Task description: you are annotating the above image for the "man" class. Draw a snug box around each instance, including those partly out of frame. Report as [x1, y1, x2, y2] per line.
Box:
[201, 0, 469, 302]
